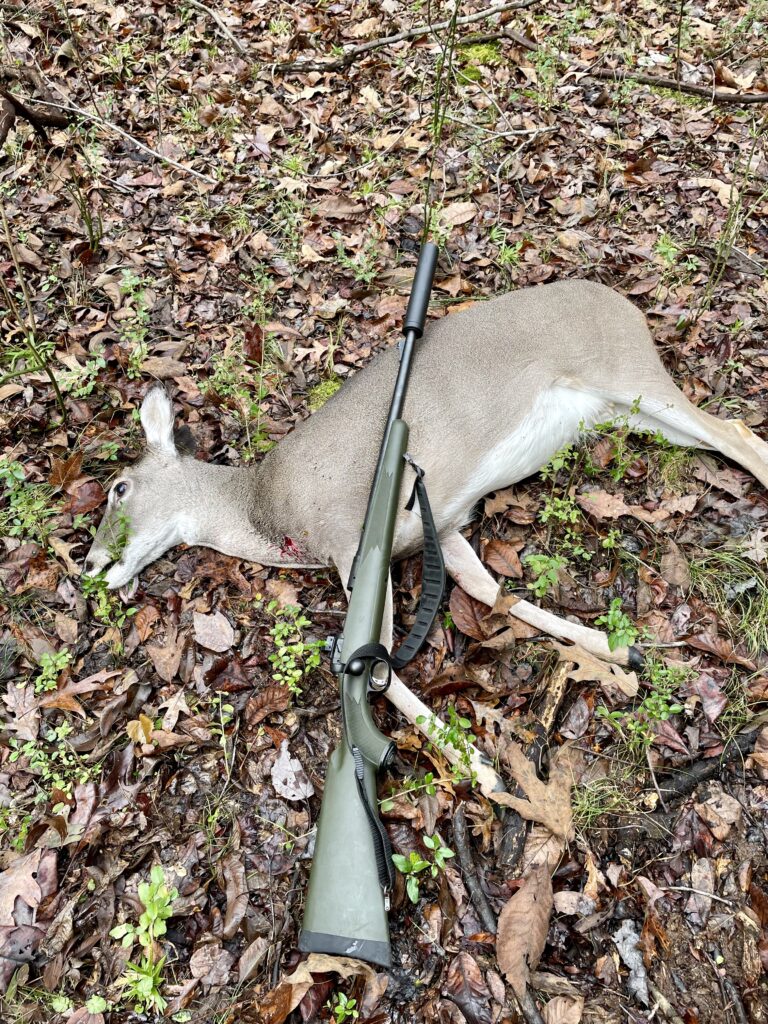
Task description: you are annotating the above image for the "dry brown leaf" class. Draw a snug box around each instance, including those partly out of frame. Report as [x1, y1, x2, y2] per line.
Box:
[449, 586, 489, 641]
[543, 995, 585, 1023]
[126, 714, 154, 745]
[496, 864, 553, 998]
[146, 623, 185, 682]
[577, 489, 668, 523]
[490, 742, 574, 841]
[2, 681, 40, 740]
[660, 540, 691, 589]
[221, 853, 249, 940]
[193, 610, 235, 652]
[134, 605, 160, 642]
[550, 641, 638, 699]
[484, 538, 524, 578]
[440, 201, 477, 227]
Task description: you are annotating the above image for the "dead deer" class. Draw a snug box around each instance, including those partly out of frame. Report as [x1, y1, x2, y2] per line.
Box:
[85, 280, 768, 679]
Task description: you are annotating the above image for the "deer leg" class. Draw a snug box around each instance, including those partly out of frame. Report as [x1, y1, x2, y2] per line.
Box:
[440, 531, 636, 667]
[333, 558, 504, 796]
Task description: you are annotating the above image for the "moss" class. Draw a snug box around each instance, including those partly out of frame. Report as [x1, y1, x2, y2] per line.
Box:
[461, 43, 502, 66]
[307, 376, 342, 411]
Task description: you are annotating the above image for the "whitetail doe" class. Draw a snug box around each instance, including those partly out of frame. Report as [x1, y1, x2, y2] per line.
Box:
[86, 280, 768, 668]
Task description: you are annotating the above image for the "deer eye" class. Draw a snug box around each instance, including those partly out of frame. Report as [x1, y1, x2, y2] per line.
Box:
[113, 481, 128, 499]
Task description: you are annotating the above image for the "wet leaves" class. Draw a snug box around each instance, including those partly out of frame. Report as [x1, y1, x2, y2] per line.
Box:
[496, 864, 553, 999]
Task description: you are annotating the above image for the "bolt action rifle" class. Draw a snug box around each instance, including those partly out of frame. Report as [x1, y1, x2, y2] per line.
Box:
[299, 242, 445, 967]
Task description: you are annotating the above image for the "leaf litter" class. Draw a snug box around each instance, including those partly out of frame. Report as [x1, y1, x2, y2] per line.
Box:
[0, 1, 767, 1021]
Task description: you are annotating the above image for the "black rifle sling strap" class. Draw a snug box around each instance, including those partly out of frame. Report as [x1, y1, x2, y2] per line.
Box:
[391, 456, 445, 670]
[352, 746, 396, 894]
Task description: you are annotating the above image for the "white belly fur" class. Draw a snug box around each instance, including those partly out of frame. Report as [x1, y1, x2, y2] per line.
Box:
[443, 385, 609, 524]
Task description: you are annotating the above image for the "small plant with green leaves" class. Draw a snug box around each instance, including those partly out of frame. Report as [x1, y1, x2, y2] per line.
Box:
[110, 865, 178, 1014]
[0, 458, 59, 543]
[392, 833, 455, 903]
[380, 771, 437, 813]
[0, 807, 33, 852]
[119, 271, 150, 378]
[9, 720, 101, 803]
[327, 991, 359, 1023]
[267, 602, 323, 697]
[597, 657, 690, 757]
[595, 598, 638, 651]
[34, 649, 71, 694]
[416, 705, 476, 784]
[523, 553, 567, 598]
[81, 572, 138, 634]
[335, 234, 379, 284]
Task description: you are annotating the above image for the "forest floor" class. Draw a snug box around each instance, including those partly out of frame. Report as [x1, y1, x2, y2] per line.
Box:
[1, 1, 768, 1023]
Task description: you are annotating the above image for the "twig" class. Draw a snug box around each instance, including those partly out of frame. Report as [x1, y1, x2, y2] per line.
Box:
[646, 747, 668, 813]
[34, 97, 219, 185]
[452, 803, 497, 934]
[647, 983, 686, 1024]
[274, 0, 540, 73]
[451, 29, 768, 105]
[185, 0, 248, 56]
[674, 0, 686, 91]
[662, 886, 735, 906]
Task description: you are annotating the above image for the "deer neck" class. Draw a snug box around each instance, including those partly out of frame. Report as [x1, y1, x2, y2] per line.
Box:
[181, 461, 327, 570]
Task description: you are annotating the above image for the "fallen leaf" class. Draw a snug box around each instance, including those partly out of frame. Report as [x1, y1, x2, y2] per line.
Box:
[221, 853, 249, 940]
[246, 686, 291, 726]
[314, 195, 364, 219]
[444, 951, 492, 1024]
[189, 940, 234, 987]
[193, 610, 235, 652]
[660, 540, 691, 589]
[157, 689, 191, 731]
[134, 605, 160, 642]
[550, 641, 638, 699]
[577, 489, 668, 523]
[490, 743, 574, 841]
[694, 786, 742, 840]
[484, 539, 523, 578]
[440, 201, 477, 227]
[685, 858, 714, 927]
[126, 714, 154, 744]
[146, 623, 185, 682]
[239, 936, 269, 984]
[450, 587, 490, 641]
[49, 452, 83, 491]
[2, 681, 40, 740]
[271, 740, 315, 801]
[496, 864, 553, 998]
[265, 578, 300, 609]
[543, 995, 585, 1024]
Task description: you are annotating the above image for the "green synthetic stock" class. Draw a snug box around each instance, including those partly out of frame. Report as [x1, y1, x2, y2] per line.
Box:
[299, 242, 438, 969]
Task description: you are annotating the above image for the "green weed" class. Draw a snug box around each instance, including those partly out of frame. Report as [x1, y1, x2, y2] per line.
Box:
[110, 865, 178, 1015]
[34, 649, 71, 694]
[689, 548, 768, 656]
[416, 704, 477, 784]
[595, 598, 638, 651]
[392, 833, 455, 903]
[0, 458, 60, 544]
[266, 601, 323, 697]
[523, 553, 567, 598]
[327, 992, 359, 1023]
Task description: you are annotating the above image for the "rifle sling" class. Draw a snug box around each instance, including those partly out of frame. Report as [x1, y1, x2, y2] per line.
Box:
[391, 457, 445, 669]
[352, 745, 396, 894]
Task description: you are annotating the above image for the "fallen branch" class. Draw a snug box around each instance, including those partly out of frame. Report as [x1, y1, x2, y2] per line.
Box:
[274, 0, 540, 73]
[499, 658, 571, 869]
[584, 66, 768, 106]
[455, 30, 768, 106]
[453, 803, 498, 934]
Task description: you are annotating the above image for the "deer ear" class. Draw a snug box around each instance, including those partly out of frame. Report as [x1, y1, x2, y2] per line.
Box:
[140, 388, 177, 455]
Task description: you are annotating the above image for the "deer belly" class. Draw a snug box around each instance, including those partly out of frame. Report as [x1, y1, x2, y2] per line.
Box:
[443, 385, 609, 521]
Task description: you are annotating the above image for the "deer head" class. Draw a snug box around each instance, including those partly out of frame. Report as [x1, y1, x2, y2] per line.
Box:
[84, 388, 199, 589]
